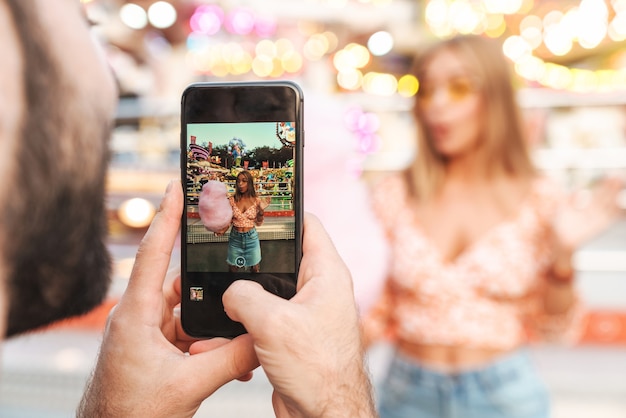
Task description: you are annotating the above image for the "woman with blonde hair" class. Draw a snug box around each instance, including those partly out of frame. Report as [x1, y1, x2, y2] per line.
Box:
[365, 34, 622, 418]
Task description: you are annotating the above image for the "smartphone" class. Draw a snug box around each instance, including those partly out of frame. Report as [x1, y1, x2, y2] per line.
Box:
[180, 81, 304, 338]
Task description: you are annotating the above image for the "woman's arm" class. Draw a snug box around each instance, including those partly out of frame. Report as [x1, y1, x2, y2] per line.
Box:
[255, 207, 264, 226]
[543, 248, 576, 315]
[255, 197, 270, 226]
[544, 176, 623, 314]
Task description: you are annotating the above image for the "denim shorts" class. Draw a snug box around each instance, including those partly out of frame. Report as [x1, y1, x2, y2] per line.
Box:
[227, 228, 261, 267]
[377, 349, 550, 418]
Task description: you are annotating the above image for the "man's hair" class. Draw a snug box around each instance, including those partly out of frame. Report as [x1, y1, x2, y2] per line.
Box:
[2, 1, 112, 336]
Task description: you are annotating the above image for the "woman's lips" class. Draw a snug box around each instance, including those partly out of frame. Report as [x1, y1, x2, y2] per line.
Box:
[430, 124, 450, 142]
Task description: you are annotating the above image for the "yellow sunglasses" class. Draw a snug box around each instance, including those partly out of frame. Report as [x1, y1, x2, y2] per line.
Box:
[416, 76, 481, 105]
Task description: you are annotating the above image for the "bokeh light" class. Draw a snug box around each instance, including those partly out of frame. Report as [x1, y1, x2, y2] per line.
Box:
[333, 44, 371, 73]
[226, 8, 256, 35]
[503, 35, 532, 62]
[178, 0, 626, 92]
[190, 5, 224, 35]
[304, 34, 330, 61]
[484, 13, 506, 38]
[147, 1, 177, 29]
[118, 198, 156, 228]
[120, 3, 147, 30]
[256, 39, 278, 59]
[362, 72, 397, 96]
[520, 15, 543, 49]
[397, 74, 419, 97]
[515, 55, 546, 82]
[254, 14, 277, 37]
[544, 24, 573, 56]
[252, 55, 274, 77]
[282, 51, 303, 73]
[367, 31, 394, 56]
[608, 11, 626, 41]
[483, 0, 523, 14]
[337, 69, 363, 90]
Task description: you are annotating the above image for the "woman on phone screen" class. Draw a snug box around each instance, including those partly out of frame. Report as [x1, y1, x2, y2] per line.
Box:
[222, 170, 270, 273]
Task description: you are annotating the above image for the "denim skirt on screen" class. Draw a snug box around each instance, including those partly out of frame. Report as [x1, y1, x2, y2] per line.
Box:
[227, 228, 261, 267]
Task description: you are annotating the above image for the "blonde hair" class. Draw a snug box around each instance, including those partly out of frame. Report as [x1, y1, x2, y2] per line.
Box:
[405, 35, 535, 201]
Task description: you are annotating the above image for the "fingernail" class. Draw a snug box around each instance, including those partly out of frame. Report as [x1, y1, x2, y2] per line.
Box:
[165, 179, 176, 194]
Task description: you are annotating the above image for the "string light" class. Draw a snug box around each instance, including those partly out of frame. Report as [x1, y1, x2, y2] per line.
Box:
[421, 0, 626, 93]
[180, 0, 625, 94]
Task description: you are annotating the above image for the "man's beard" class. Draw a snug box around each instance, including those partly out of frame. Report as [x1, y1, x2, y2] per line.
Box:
[2, 115, 113, 337]
[2, 0, 112, 337]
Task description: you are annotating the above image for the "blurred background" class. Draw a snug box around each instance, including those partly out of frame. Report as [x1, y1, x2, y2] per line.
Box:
[1, 0, 625, 417]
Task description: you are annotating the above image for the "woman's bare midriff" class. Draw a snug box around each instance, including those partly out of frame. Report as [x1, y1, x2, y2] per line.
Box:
[234, 226, 254, 233]
[397, 340, 511, 372]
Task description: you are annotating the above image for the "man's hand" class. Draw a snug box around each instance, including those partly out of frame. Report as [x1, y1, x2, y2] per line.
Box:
[223, 214, 377, 418]
[78, 181, 258, 418]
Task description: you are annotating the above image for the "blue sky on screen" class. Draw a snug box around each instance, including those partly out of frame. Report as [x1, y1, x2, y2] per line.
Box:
[188, 122, 287, 150]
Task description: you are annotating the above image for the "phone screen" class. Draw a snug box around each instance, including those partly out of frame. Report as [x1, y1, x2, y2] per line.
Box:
[180, 82, 303, 338]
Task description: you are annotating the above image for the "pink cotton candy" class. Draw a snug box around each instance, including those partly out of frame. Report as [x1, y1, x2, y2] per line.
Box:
[198, 180, 233, 232]
[303, 93, 389, 315]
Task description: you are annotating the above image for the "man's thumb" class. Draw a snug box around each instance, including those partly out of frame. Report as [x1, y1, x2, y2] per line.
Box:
[223, 280, 286, 331]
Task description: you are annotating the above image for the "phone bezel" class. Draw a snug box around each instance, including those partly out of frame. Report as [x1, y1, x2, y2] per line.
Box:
[180, 81, 304, 338]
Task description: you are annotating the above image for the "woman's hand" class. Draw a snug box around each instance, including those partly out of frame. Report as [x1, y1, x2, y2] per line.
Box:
[255, 197, 270, 225]
[552, 176, 623, 254]
[546, 175, 623, 291]
[214, 225, 230, 236]
[259, 196, 271, 210]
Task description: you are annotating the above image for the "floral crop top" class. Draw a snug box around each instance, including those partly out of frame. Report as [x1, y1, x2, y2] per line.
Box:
[363, 175, 585, 351]
[229, 196, 262, 228]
